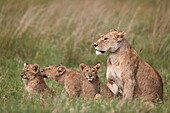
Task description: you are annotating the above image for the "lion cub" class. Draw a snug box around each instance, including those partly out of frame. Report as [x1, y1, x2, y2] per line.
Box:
[41, 65, 96, 98]
[20, 63, 56, 97]
[80, 63, 114, 99]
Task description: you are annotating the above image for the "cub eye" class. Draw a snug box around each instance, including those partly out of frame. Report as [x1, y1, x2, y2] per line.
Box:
[104, 38, 108, 40]
[48, 68, 51, 70]
[58, 70, 62, 73]
[26, 70, 29, 72]
[86, 70, 88, 72]
[92, 70, 95, 72]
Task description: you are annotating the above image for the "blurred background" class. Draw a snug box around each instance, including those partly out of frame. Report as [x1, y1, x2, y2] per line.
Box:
[0, 0, 169, 112]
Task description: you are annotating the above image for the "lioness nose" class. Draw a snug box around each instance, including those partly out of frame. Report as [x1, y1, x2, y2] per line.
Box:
[94, 43, 98, 47]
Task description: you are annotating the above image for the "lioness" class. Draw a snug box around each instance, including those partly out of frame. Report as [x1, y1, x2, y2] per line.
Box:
[79, 63, 114, 99]
[20, 63, 56, 97]
[41, 65, 96, 99]
[94, 29, 163, 102]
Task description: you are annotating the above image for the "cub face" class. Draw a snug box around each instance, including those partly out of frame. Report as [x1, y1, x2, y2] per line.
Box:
[79, 64, 100, 82]
[94, 29, 125, 55]
[20, 63, 40, 81]
[41, 65, 66, 80]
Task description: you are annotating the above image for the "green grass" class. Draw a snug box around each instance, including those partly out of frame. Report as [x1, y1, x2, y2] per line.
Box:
[0, 0, 169, 112]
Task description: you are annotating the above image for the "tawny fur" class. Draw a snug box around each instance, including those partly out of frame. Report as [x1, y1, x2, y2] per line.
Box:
[94, 29, 163, 102]
[41, 65, 96, 99]
[80, 64, 114, 99]
[20, 63, 56, 97]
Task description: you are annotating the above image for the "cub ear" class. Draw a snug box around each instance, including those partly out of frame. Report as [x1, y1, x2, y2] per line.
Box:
[95, 64, 100, 71]
[57, 66, 66, 76]
[117, 31, 126, 41]
[55, 64, 62, 68]
[24, 63, 28, 67]
[33, 64, 39, 72]
[113, 29, 117, 31]
[79, 63, 86, 71]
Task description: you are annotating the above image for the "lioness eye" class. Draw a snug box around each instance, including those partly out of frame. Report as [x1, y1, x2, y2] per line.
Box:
[104, 38, 108, 40]
[48, 68, 51, 70]
[26, 70, 29, 72]
[86, 70, 88, 72]
[92, 70, 95, 72]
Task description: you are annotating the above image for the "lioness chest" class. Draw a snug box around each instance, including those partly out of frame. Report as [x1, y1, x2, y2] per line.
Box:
[107, 58, 123, 89]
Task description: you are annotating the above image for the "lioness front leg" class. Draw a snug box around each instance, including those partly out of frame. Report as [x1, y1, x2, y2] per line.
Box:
[107, 68, 119, 96]
[122, 61, 138, 100]
[107, 79, 119, 96]
[123, 76, 136, 100]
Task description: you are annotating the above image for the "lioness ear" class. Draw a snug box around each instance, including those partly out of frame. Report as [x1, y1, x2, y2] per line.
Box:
[57, 66, 66, 76]
[33, 64, 39, 72]
[95, 64, 100, 71]
[117, 31, 126, 41]
[24, 63, 28, 67]
[79, 64, 86, 71]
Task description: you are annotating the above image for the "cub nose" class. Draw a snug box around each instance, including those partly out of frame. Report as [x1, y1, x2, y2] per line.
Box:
[89, 75, 92, 77]
[20, 74, 23, 77]
[94, 43, 98, 47]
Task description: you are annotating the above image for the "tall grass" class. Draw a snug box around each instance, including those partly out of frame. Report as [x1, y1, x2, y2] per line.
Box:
[0, 0, 169, 113]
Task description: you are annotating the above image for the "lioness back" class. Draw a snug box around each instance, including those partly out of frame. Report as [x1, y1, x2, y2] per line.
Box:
[134, 56, 163, 100]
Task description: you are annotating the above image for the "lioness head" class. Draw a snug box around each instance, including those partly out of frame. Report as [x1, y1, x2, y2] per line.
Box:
[94, 29, 125, 55]
[41, 65, 66, 81]
[79, 64, 100, 82]
[20, 63, 40, 81]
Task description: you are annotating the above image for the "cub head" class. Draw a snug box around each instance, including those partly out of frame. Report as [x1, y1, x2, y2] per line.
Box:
[79, 63, 100, 82]
[94, 29, 125, 55]
[41, 65, 66, 81]
[20, 63, 40, 81]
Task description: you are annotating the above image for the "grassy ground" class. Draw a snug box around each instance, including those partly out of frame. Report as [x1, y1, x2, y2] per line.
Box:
[0, 0, 169, 112]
